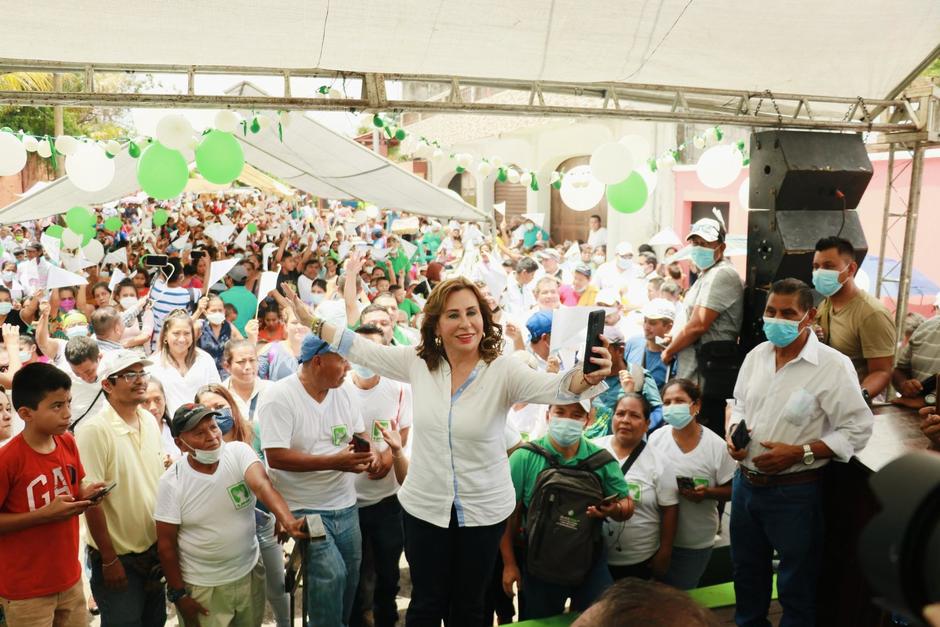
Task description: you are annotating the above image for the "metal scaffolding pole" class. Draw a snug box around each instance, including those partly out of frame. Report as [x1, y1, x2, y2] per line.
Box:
[874, 146, 895, 299]
[893, 143, 926, 347]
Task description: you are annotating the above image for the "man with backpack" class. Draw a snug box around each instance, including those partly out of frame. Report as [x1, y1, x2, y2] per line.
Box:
[500, 400, 633, 621]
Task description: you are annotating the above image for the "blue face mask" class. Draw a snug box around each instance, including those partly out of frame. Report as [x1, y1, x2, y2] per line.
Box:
[762, 313, 807, 348]
[663, 404, 695, 429]
[689, 246, 716, 270]
[214, 409, 234, 436]
[352, 364, 375, 379]
[310, 293, 325, 306]
[812, 268, 845, 297]
[0, 302, 12, 316]
[548, 417, 584, 447]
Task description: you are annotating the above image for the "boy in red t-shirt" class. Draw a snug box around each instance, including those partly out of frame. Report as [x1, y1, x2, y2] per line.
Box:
[0, 363, 106, 626]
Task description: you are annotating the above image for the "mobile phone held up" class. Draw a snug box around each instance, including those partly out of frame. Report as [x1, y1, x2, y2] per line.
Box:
[352, 434, 371, 453]
[142, 254, 169, 268]
[90, 482, 117, 502]
[582, 309, 606, 375]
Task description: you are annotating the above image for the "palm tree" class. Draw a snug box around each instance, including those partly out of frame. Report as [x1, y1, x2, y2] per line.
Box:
[0, 72, 53, 92]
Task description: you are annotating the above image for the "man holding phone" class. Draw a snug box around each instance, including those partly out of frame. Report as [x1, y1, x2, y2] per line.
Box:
[726, 279, 873, 627]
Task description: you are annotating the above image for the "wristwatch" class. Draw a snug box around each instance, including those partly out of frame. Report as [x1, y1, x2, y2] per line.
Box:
[861, 388, 871, 405]
[167, 587, 189, 604]
[925, 392, 937, 406]
[802, 444, 815, 466]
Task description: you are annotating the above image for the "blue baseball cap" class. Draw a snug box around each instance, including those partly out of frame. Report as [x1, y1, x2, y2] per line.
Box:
[526, 310, 553, 343]
[298, 334, 337, 364]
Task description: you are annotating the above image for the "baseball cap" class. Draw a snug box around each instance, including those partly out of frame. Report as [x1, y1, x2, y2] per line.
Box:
[595, 288, 620, 307]
[171, 403, 221, 437]
[603, 325, 625, 345]
[643, 298, 676, 321]
[100, 349, 153, 380]
[686, 218, 723, 243]
[574, 264, 592, 278]
[526, 310, 554, 342]
[537, 249, 561, 261]
[615, 241, 634, 257]
[298, 334, 337, 364]
[25, 242, 42, 251]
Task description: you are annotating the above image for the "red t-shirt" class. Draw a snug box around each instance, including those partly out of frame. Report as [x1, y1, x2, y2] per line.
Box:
[0, 433, 85, 599]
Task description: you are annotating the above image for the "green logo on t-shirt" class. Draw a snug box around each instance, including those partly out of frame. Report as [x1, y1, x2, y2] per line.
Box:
[331, 425, 348, 447]
[372, 420, 391, 442]
[693, 477, 710, 489]
[626, 481, 642, 503]
[228, 482, 252, 510]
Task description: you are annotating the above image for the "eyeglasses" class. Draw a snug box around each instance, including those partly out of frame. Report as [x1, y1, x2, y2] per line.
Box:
[108, 371, 151, 384]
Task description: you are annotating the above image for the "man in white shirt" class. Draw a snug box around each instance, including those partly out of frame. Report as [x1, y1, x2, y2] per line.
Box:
[155, 404, 306, 627]
[535, 249, 573, 286]
[726, 278, 873, 627]
[346, 325, 413, 627]
[592, 242, 647, 311]
[586, 214, 608, 249]
[59, 337, 106, 430]
[258, 334, 377, 627]
[500, 257, 538, 318]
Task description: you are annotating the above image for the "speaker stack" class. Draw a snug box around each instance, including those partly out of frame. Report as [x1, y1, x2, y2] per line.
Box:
[741, 131, 874, 351]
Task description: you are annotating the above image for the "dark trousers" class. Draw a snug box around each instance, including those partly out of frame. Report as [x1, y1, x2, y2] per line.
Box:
[403, 507, 506, 627]
[730, 471, 823, 627]
[521, 551, 613, 621]
[608, 559, 653, 582]
[351, 496, 405, 627]
[88, 547, 166, 627]
[483, 547, 518, 624]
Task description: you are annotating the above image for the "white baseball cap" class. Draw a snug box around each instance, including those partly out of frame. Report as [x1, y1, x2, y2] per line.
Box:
[643, 298, 676, 321]
[686, 218, 723, 243]
[615, 241, 635, 257]
[101, 350, 153, 380]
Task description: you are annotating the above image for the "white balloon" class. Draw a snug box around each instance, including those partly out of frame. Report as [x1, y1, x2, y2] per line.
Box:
[457, 153, 473, 169]
[432, 148, 443, 159]
[693, 135, 706, 149]
[0, 132, 27, 176]
[214, 110, 241, 133]
[696, 145, 744, 189]
[36, 139, 52, 158]
[477, 161, 493, 178]
[22, 135, 39, 152]
[590, 142, 634, 184]
[738, 178, 750, 208]
[490, 156, 504, 169]
[506, 168, 521, 184]
[618, 134, 651, 162]
[637, 164, 658, 195]
[81, 238, 105, 264]
[560, 165, 606, 211]
[520, 172, 533, 187]
[61, 228, 83, 249]
[156, 114, 195, 151]
[65, 142, 115, 192]
[55, 135, 79, 157]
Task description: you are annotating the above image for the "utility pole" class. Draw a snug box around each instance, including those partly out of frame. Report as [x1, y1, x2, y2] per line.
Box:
[53, 73, 64, 177]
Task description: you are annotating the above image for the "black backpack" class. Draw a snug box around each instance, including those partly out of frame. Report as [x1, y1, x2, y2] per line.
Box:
[521, 442, 616, 586]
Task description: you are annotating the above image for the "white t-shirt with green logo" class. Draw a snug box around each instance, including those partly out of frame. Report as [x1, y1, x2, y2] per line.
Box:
[596, 435, 679, 567]
[344, 378, 413, 508]
[258, 375, 365, 511]
[649, 426, 737, 549]
[153, 441, 260, 586]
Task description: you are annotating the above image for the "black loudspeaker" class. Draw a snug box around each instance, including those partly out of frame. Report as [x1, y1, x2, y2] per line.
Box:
[748, 131, 873, 211]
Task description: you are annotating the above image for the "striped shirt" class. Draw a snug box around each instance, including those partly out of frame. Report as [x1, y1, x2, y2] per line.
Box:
[897, 315, 940, 383]
[150, 280, 200, 340]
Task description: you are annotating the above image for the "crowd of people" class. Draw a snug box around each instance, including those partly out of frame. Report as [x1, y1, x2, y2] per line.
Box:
[0, 188, 937, 627]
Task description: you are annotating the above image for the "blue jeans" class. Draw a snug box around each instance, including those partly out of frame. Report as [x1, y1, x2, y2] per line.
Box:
[663, 545, 714, 590]
[730, 471, 823, 627]
[521, 549, 613, 620]
[256, 509, 291, 627]
[351, 496, 404, 627]
[88, 547, 166, 627]
[293, 505, 362, 627]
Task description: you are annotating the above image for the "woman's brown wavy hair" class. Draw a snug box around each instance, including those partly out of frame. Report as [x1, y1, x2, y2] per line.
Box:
[417, 277, 503, 371]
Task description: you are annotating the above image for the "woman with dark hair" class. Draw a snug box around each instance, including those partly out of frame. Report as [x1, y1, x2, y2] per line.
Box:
[148, 309, 220, 416]
[76, 280, 113, 318]
[277, 249, 613, 627]
[649, 378, 735, 590]
[144, 377, 179, 462]
[114, 279, 153, 355]
[596, 393, 679, 582]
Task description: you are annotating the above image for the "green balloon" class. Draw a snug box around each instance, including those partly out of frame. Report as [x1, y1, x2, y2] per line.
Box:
[195, 131, 245, 185]
[105, 216, 123, 232]
[66, 206, 94, 231]
[153, 209, 169, 227]
[246, 223, 258, 234]
[45, 225, 64, 239]
[606, 172, 648, 214]
[137, 142, 189, 200]
[80, 225, 97, 247]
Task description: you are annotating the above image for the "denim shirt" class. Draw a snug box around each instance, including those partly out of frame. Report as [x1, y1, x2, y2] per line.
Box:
[198, 321, 232, 376]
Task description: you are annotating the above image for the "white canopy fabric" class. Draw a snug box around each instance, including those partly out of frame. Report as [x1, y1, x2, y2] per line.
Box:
[0, 86, 487, 225]
[7, 1, 940, 98]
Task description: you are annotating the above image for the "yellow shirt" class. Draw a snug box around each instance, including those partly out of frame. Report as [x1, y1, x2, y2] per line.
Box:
[76, 403, 165, 554]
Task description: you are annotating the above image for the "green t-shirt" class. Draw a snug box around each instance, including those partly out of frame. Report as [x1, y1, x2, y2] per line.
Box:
[398, 298, 421, 320]
[523, 226, 550, 250]
[509, 435, 629, 509]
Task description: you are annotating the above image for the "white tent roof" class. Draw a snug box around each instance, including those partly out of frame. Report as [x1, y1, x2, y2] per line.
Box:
[0, 87, 487, 224]
[7, 1, 940, 98]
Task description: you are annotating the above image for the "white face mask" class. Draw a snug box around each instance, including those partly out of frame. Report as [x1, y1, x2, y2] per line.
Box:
[1, 271, 14, 282]
[65, 326, 89, 339]
[119, 297, 137, 310]
[310, 293, 325, 306]
[592, 255, 606, 266]
[184, 439, 224, 464]
[206, 312, 226, 325]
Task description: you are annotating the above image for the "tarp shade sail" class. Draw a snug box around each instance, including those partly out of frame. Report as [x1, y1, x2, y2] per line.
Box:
[0, 83, 487, 224]
[5, 1, 940, 98]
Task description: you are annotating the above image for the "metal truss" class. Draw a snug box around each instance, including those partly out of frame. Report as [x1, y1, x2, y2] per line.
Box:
[0, 57, 937, 138]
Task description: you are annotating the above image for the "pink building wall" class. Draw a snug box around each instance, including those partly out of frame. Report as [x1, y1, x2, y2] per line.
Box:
[672, 151, 940, 315]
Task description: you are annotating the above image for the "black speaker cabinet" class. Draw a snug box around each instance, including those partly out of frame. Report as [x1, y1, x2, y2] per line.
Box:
[748, 131, 874, 211]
